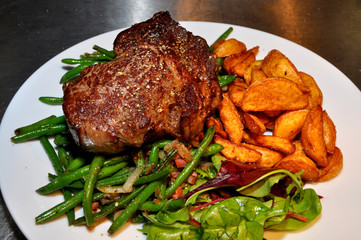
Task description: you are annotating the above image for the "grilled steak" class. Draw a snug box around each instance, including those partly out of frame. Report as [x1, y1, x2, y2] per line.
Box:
[62, 11, 221, 153]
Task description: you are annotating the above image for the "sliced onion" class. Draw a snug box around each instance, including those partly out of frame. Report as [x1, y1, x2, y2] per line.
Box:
[164, 139, 192, 162]
[97, 165, 144, 194]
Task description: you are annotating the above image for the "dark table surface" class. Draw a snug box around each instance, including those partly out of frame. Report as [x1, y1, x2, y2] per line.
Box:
[1, 0, 360, 239]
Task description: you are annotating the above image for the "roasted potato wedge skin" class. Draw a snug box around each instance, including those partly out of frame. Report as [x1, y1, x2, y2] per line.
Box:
[242, 112, 267, 135]
[212, 40, 225, 51]
[318, 147, 343, 181]
[241, 142, 283, 168]
[322, 110, 337, 154]
[301, 106, 328, 167]
[243, 130, 295, 155]
[261, 49, 309, 92]
[241, 77, 309, 112]
[228, 78, 248, 107]
[223, 50, 256, 77]
[275, 152, 320, 182]
[213, 38, 246, 58]
[214, 135, 261, 163]
[300, 72, 323, 108]
[250, 65, 267, 85]
[244, 60, 263, 86]
[207, 117, 228, 139]
[273, 109, 309, 140]
[219, 92, 244, 145]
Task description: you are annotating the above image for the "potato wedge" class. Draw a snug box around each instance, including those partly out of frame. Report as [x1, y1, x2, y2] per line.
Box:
[213, 38, 246, 58]
[223, 51, 256, 77]
[206, 117, 228, 139]
[322, 110, 337, 154]
[275, 152, 319, 182]
[318, 147, 343, 181]
[301, 106, 328, 167]
[263, 110, 283, 118]
[251, 112, 275, 126]
[292, 140, 305, 153]
[241, 142, 283, 168]
[219, 92, 244, 145]
[228, 78, 248, 107]
[250, 65, 267, 85]
[242, 130, 295, 155]
[244, 60, 263, 86]
[273, 109, 309, 140]
[300, 72, 323, 108]
[212, 40, 225, 51]
[214, 135, 261, 163]
[242, 112, 267, 135]
[241, 77, 309, 112]
[261, 49, 309, 92]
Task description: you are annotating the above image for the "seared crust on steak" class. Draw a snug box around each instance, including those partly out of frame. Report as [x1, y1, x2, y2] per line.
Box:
[62, 11, 221, 153]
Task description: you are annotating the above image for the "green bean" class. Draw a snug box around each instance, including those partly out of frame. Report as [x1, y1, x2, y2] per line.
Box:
[148, 145, 159, 166]
[92, 45, 115, 59]
[57, 147, 69, 168]
[83, 155, 105, 226]
[47, 173, 83, 188]
[133, 166, 172, 186]
[37, 161, 129, 194]
[35, 191, 104, 224]
[82, 52, 113, 61]
[111, 166, 133, 177]
[103, 155, 130, 167]
[95, 165, 171, 188]
[37, 164, 89, 194]
[157, 179, 167, 200]
[216, 58, 224, 68]
[145, 139, 173, 149]
[62, 189, 75, 225]
[165, 125, 215, 197]
[11, 124, 68, 143]
[14, 115, 57, 135]
[39, 96, 63, 105]
[210, 27, 234, 52]
[40, 136, 63, 175]
[67, 180, 84, 189]
[60, 61, 97, 84]
[61, 58, 100, 65]
[99, 162, 128, 179]
[140, 198, 185, 212]
[41, 136, 75, 223]
[218, 74, 237, 87]
[64, 157, 86, 173]
[72, 185, 146, 226]
[191, 143, 224, 157]
[95, 171, 132, 187]
[45, 115, 66, 125]
[108, 180, 161, 235]
[154, 148, 177, 173]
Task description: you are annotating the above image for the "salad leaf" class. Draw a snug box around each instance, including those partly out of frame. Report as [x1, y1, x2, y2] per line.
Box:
[156, 207, 190, 224]
[199, 197, 270, 240]
[265, 188, 322, 230]
[141, 224, 199, 240]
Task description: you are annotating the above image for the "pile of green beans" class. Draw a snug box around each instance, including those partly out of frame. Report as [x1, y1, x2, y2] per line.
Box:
[28, 123, 219, 235]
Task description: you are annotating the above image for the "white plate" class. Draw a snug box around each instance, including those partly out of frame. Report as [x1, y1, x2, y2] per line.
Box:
[1, 21, 361, 240]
